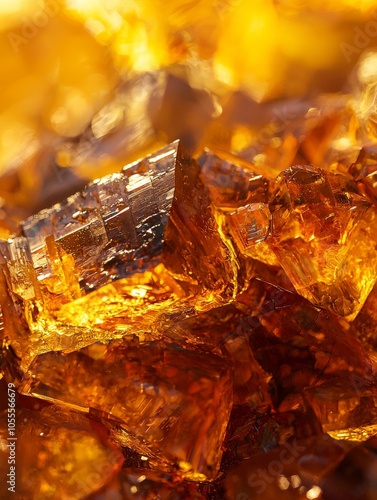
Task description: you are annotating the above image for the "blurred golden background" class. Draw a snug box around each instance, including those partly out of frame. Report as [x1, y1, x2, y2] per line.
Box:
[1, 0, 377, 236]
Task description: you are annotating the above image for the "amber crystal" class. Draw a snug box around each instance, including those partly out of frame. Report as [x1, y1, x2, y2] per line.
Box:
[1, 140, 231, 306]
[18, 338, 232, 480]
[222, 405, 323, 468]
[198, 149, 271, 208]
[2, 134, 377, 498]
[225, 433, 377, 499]
[18, 141, 190, 298]
[304, 377, 377, 442]
[232, 283, 374, 416]
[349, 144, 377, 203]
[349, 282, 377, 362]
[198, 149, 280, 275]
[0, 407, 123, 499]
[89, 468, 221, 500]
[0, 141, 235, 370]
[320, 436, 377, 500]
[166, 302, 272, 408]
[269, 165, 377, 319]
[3, 1, 377, 498]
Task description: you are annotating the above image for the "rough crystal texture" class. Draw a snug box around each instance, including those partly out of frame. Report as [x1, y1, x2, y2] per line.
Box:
[198, 150, 271, 208]
[349, 144, 377, 203]
[304, 377, 377, 442]
[235, 281, 374, 409]
[350, 282, 377, 362]
[226, 203, 275, 265]
[0, 141, 234, 370]
[198, 149, 280, 274]
[19, 141, 178, 301]
[1, 141, 232, 309]
[18, 338, 233, 480]
[0, 407, 123, 499]
[3, 3, 377, 497]
[2, 141, 377, 497]
[269, 165, 377, 319]
[222, 405, 322, 469]
[166, 302, 272, 408]
[162, 148, 234, 297]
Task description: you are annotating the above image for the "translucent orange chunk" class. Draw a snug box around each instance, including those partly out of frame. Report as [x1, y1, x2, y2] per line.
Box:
[269, 165, 377, 319]
[0, 407, 123, 499]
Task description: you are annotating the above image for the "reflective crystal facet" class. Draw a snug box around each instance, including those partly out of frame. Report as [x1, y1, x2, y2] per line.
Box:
[269, 165, 377, 319]
[18, 338, 233, 480]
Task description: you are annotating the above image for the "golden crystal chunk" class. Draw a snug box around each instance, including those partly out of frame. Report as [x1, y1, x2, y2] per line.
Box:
[0, 141, 233, 370]
[304, 377, 377, 442]
[18, 338, 232, 479]
[0, 407, 123, 499]
[269, 165, 377, 319]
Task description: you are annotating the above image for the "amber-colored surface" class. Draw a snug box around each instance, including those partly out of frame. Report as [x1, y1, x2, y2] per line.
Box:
[349, 143, 377, 202]
[304, 377, 377, 441]
[0, 407, 123, 499]
[225, 434, 377, 499]
[2, 141, 377, 497]
[19, 338, 232, 479]
[269, 165, 377, 320]
[224, 434, 352, 499]
[2, 1, 377, 499]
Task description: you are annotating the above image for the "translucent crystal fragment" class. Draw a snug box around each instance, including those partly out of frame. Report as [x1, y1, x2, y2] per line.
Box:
[227, 203, 271, 246]
[236, 282, 373, 406]
[349, 144, 377, 203]
[4, 140, 232, 302]
[198, 149, 279, 274]
[304, 377, 377, 442]
[18, 338, 233, 480]
[350, 282, 377, 360]
[226, 203, 278, 266]
[0, 237, 38, 302]
[0, 141, 234, 368]
[269, 165, 377, 319]
[223, 405, 322, 466]
[198, 150, 270, 208]
[167, 302, 271, 408]
[162, 146, 234, 297]
[52, 264, 186, 340]
[0, 407, 123, 500]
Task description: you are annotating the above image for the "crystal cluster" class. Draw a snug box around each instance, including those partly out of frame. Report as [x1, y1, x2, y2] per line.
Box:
[2, 0, 377, 497]
[2, 138, 377, 498]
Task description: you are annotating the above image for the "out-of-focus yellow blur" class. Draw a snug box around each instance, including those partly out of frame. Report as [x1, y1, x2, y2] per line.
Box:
[1, 0, 377, 236]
